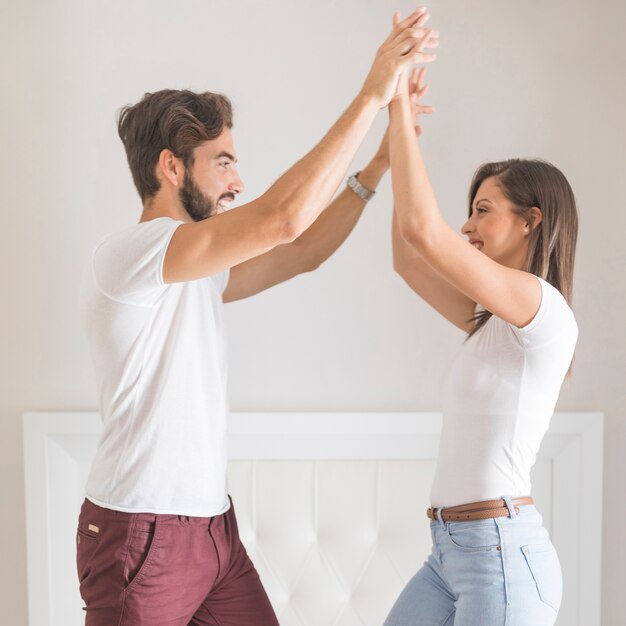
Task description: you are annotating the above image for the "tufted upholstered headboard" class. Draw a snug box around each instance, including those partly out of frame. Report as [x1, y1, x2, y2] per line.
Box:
[23, 412, 603, 625]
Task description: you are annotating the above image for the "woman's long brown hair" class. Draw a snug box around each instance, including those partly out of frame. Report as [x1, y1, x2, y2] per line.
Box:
[467, 159, 578, 339]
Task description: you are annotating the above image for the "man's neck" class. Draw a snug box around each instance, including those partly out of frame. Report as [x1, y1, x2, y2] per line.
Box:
[139, 191, 191, 224]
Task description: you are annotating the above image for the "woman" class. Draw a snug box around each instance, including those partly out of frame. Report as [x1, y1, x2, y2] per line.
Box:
[382, 18, 579, 626]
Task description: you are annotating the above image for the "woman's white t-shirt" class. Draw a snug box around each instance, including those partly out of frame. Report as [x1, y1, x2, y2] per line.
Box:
[430, 276, 578, 508]
[79, 217, 231, 517]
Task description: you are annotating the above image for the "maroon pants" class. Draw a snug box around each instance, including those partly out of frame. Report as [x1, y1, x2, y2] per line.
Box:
[76, 497, 279, 626]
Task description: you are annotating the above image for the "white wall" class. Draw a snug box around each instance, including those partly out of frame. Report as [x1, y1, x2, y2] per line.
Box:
[2, 0, 624, 623]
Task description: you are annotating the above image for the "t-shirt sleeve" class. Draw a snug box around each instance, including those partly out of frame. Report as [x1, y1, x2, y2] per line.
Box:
[219, 268, 230, 294]
[511, 276, 578, 349]
[91, 218, 183, 306]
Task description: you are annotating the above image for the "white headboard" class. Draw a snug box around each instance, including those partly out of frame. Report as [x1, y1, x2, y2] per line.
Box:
[23, 412, 603, 625]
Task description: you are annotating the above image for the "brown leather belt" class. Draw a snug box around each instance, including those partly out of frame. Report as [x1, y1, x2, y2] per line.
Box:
[427, 496, 534, 522]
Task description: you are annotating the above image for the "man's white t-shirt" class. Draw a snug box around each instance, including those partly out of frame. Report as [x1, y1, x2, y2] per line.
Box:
[430, 277, 578, 508]
[80, 217, 231, 516]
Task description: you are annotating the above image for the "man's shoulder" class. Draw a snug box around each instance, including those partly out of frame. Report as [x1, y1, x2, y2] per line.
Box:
[86, 217, 185, 305]
[96, 217, 181, 249]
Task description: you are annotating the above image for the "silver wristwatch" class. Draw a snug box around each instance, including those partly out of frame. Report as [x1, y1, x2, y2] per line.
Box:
[347, 171, 376, 203]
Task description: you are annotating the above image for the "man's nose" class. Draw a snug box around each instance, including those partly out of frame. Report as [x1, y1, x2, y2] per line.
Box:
[229, 171, 244, 195]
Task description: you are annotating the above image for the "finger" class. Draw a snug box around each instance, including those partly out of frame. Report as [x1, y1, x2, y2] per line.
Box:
[416, 84, 430, 99]
[392, 30, 438, 70]
[417, 105, 435, 114]
[426, 32, 440, 48]
[417, 67, 427, 91]
[403, 47, 437, 65]
[392, 7, 429, 38]
[385, 9, 426, 46]
[397, 7, 429, 29]
[415, 11, 431, 28]
[416, 29, 438, 53]
[390, 33, 422, 57]
[412, 28, 439, 54]
[410, 86, 432, 103]
[384, 9, 421, 45]
[396, 26, 438, 44]
[415, 125, 423, 137]
[391, 27, 439, 55]
[407, 29, 439, 51]
[409, 67, 420, 94]
[416, 69, 429, 95]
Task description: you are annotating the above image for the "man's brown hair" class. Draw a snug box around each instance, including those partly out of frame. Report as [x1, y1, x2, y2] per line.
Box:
[117, 89, 233, 202]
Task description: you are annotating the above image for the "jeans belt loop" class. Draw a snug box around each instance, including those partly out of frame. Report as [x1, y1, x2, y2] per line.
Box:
[438, 506, 446, 528]
[502, 495, 517, 518]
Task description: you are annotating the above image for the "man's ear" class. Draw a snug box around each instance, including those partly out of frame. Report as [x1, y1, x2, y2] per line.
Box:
[157, 149, 183, 187]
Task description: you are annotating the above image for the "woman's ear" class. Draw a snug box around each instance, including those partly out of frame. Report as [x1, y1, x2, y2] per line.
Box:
[528, 206, 543, 229]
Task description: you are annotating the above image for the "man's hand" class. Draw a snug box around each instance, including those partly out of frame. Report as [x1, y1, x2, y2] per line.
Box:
[390, 10, 437, 102]
[360, 7, 438, 109]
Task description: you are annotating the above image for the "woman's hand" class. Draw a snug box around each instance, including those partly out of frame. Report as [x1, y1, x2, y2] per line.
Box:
[407, 67, 435, 138]
[375, 66, 434, 165]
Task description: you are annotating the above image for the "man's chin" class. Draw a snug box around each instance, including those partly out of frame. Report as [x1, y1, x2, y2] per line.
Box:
[188, 213, 210, 223]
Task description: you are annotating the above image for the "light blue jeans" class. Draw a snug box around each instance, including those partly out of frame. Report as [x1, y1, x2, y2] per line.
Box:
[383, 500, 562, 626]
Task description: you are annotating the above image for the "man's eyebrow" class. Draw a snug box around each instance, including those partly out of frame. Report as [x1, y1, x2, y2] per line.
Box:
[216, 151, 237, 163]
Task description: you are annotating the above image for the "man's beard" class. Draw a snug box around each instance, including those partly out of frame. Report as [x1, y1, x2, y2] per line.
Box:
[179, 170, 216, 222]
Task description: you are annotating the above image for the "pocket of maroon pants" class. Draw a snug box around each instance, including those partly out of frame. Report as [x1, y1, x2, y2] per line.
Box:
[76, 526, 100, 583]
[124, 519, 160, 593]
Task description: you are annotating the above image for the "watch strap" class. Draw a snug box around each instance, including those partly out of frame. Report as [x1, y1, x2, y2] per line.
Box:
[347, 171, 376, 202]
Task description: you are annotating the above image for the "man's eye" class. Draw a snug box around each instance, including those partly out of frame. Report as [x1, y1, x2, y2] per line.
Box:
[219, 161, 231, 169]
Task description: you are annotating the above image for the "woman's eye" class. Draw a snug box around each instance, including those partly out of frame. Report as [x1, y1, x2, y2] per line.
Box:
[476, 207, 487, 214]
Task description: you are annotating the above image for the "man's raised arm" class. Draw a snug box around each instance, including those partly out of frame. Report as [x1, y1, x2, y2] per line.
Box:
[164, 8, 437, 284]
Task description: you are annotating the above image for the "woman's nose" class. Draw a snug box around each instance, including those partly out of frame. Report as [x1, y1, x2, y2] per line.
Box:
[461, 217, 473, 235]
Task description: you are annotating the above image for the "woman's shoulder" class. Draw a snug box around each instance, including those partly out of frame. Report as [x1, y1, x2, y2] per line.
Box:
[509, 275, 578, 347]
[535, 276, 577, 322]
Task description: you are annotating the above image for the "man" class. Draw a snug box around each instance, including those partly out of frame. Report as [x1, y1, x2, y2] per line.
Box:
[77, 9, 436, 626]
